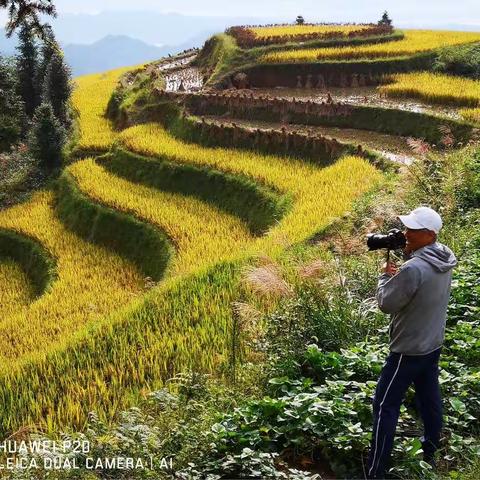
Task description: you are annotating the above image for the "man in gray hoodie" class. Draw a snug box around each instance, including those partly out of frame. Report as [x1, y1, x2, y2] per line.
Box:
[367, 207, 457, 479]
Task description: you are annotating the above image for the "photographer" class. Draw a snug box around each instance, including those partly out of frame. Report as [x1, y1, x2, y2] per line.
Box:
[366, 207, 457, 479]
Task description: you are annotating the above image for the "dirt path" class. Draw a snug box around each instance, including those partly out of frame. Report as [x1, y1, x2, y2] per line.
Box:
[157, 54, 197, 72]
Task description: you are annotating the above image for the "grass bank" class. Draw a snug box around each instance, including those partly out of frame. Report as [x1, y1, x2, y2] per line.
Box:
[55, 171, 173, 282]
[99, 148, 289, 236]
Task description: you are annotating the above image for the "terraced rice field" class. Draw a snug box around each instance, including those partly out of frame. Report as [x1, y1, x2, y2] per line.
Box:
[380, 72, 480, 107]
[119, 124, 382, 247]
[261, 30, 480, 62]
[252, 86, 462, 119]
[73, 66, 136, 152]
[0, 57, 382, 433]
[251, 24, 373, 39]
[68, 158, 254, 277]
[379, 72, 480, 124]
[0, 260, 34, 319]
[0, 191, 144, 363]
[203, 116, 417, 165]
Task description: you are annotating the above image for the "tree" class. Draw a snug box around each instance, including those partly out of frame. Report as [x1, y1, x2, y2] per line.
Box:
[28, 101, 65, 171]
[296, 15, 305, 25]
[378, 11, 393, 27]
[0, 0, 56, 37]
[0, 56, 24, 150]
[37, 24, 58, 83]
[16, 21, 40, 118]
[42, 50, 72, 130]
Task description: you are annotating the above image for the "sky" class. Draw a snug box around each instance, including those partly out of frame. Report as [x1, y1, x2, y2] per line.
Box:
[50, 0, 480, 24]
[0, 0, 479, 29]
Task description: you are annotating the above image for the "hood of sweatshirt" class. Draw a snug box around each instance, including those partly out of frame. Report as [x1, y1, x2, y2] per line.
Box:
[412, 242, 458, 273]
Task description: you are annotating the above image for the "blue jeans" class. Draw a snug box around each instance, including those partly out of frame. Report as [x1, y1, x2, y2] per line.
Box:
[367, 348, 443, 479]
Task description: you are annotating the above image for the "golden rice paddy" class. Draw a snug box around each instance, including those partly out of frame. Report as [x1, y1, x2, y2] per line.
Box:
[261, 30, 480, 63]
[251, 24, 372, 39]
[379, 72, 480, 107]
[0, 260, 34, 319]
[73, 66, 135, 152]
[0, 191, 144, 364]
[460, 107, 480, 124]
[68, 158, 254, 277]
[118, 123, 382, 249]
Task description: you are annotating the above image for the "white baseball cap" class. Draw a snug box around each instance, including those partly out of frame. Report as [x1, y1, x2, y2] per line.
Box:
[398, 207, 443, 234]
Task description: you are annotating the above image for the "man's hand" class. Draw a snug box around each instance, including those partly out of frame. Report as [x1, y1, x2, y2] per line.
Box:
[382, 261, 398, 275]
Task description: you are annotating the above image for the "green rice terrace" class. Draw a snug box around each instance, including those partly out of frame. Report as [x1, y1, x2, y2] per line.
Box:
[1, 15, 480, 479]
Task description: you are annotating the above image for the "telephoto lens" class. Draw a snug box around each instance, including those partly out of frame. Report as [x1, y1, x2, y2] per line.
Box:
[367, 228, 406, 251]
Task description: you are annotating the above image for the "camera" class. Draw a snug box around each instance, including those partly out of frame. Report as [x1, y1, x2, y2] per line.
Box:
[367, 228, 406, 251]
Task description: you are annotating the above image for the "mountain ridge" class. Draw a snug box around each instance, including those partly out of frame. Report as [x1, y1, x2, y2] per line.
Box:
[0, 32, 211, 76]
[64, 33, 208, 76]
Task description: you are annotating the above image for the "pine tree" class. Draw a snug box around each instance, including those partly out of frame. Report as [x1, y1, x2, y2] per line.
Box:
[42, 50, 72, 130]
[38, 24, 58, 83]
[0, 56, 24, 150]
[378, 11, 393, 27]
[28, 101, 65, 171]
[16, 21, 40, 118]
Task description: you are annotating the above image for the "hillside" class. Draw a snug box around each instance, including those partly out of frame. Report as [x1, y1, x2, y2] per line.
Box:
[1, 20, 480, 479]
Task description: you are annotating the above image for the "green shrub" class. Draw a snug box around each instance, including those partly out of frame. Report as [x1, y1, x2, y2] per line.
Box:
[457, 150, 480, 209]
[209, 325, 480, 478]
[2, 372, 263, 479]
[261, 283, 381, 379]
[434, 43, 480, 79]
[194, 34, 240, 85]
[0, 144, 40, 208]
[106, 87, 127, 124]
[178, 448, 319, 479]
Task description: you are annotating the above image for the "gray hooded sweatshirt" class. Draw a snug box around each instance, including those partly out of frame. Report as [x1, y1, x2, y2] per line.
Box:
[376, 242, 458, 355]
